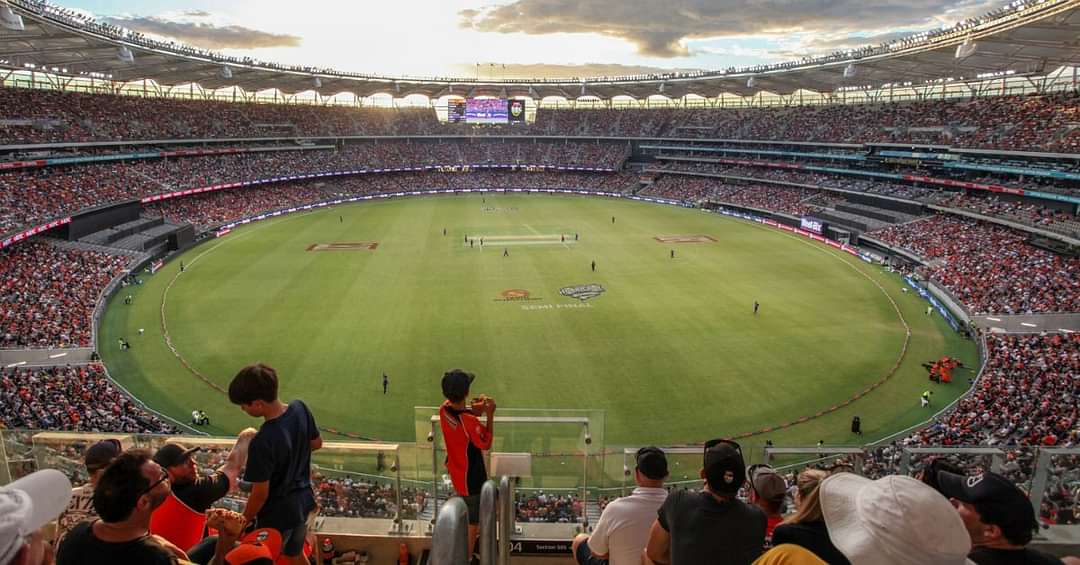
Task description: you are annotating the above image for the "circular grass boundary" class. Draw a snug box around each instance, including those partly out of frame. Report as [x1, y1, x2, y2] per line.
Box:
[148, 199, 915, 448]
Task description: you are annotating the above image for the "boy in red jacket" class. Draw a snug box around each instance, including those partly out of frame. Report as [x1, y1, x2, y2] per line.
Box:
[439, 369, 496, 551]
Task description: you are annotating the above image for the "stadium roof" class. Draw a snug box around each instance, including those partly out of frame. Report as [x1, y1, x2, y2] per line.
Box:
[2, 0, 1080, 100]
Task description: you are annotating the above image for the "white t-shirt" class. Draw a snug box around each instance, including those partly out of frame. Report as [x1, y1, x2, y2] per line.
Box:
[56, 484, 96, 544]
[588, 487, 668, 565]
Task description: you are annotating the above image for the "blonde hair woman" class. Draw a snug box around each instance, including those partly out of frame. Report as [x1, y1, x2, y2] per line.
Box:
[770, 469, 850, 565]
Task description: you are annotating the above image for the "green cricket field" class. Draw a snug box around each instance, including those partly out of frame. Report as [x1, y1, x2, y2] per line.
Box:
[100, 193, 975, 467]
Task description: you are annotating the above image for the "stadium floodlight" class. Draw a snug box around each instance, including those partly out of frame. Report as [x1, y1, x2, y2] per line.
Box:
[0, 3, 24, 31]
[220, 65, 232, 79]
[843, 63, 857, 78]
[746, 76, 757, 88]
[955, 37, 977, 59]
[116, 45, 134, 64]
[313, 76, 321, 88]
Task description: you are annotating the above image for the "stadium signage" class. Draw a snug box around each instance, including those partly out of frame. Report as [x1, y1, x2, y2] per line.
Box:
[1, 217, 71, 250]
[559, 284, 605, 302]
[509, 540, 572, 555]
[495, 289, 541, 302]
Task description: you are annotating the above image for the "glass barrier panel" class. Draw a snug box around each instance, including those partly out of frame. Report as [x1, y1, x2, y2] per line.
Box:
[415, 406, 605, 532]
[1033, 448, 1080, 528]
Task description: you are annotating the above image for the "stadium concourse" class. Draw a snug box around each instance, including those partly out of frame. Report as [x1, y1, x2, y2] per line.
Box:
[0, 83, 1078, 565]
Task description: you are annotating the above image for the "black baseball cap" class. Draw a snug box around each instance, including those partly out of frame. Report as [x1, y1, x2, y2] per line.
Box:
[937, 470, 1039, 545]
[441, 369, 475, 401]
[84, 439, 122, 473]
[703, 439, 745, 495]
[153, 443, 201, 468]
[635, 447, 669, 480]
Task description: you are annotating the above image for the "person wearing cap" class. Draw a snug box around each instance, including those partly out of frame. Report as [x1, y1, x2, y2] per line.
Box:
[150, 429, 256, 557]
[936, 470, 1070, 565]
[56, 448, 189, 565]
[228, 363, 322, 565]
[439, 368, 495, 553]
[817, 472, 973, 565]
[0, 469, 72, 565]
[747, 464, 787, 548]
[55, 438, 121, 544]
[645, 439, 766, 565]
[572, 447, 669, 565]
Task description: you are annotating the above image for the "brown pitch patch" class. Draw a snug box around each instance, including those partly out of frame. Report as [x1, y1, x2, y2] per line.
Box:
[308, 242, 379, 251]
[653, 235, 717, 244]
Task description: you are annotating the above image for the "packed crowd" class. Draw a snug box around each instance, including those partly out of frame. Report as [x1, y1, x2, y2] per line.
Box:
[0, 240, 128, 348]
[651, 161, 941, 200]
[3, 85, 1079, 150]
[146, 171, 639, 226]
[144, 182, 334, 227]
[0, 141, 630, 235]
[644, 175, 843, 216]
[313, 475, 426, 520]
[925, 193, 1080, 239]
[0, 364, 178, 433]
[515, 492, 583, 523]
[871, 215, 1080, 314]
[655, 160, 1079, 238]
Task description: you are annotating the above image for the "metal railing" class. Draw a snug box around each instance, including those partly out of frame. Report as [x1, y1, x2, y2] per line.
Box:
[431, 497, 469, 565]
[479, 480, 498, 565]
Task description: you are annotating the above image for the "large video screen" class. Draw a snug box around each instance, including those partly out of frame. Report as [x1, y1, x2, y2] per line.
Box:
[466, 98, 508, 124]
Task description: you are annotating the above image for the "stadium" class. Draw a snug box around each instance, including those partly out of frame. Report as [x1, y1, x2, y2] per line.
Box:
[0, 0, 1078, 563]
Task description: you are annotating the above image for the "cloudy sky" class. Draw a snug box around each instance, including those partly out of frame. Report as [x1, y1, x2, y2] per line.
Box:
[60, 0, 1003, 78]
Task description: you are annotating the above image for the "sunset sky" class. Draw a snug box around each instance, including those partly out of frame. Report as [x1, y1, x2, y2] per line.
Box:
[57, 0, 1005, 79]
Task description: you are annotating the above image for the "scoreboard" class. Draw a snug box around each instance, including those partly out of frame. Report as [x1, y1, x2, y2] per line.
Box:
[447, 99, 526, 125]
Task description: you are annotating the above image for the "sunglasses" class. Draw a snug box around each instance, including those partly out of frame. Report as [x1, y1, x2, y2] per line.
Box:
[704, 438, 742, 456]
[140, 469, 169, 496]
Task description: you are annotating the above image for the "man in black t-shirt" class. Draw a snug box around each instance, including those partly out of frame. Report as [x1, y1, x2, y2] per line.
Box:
[57, 449, 188, 565]
[645, 439, 765, 565]
[937, 470, 1071, 565]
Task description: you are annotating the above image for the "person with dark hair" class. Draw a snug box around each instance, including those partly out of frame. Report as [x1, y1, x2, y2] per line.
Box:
[229, 363, 322, 565]
[573, 447, 669, 565]
[382, 373, 389, 395]
[645, 439, 765, 564]
[56, 449, 187, 565]
[850, 416, 862, 436]
[149, 431, 254, 558]
[439, 369, 495, 554]
[56, 439, 122, 544]
[937, 471, 1068, 564]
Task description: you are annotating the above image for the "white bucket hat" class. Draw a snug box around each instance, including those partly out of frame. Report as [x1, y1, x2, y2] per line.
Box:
[0, 469, 73, 565]
[820, 473, 974, 565]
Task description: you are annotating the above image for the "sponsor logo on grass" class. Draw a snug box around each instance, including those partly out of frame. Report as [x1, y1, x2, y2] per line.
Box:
[495, 289, 541, 302]
[307, 241, 379, 251]
[654, 235, 717, 243]
[559, 283, 605, 302]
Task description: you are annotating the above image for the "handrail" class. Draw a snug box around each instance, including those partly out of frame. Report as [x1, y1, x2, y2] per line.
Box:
[431, 497, 470, 565]
[479, 480, 498, 565]
[498, 476, 513, 565]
